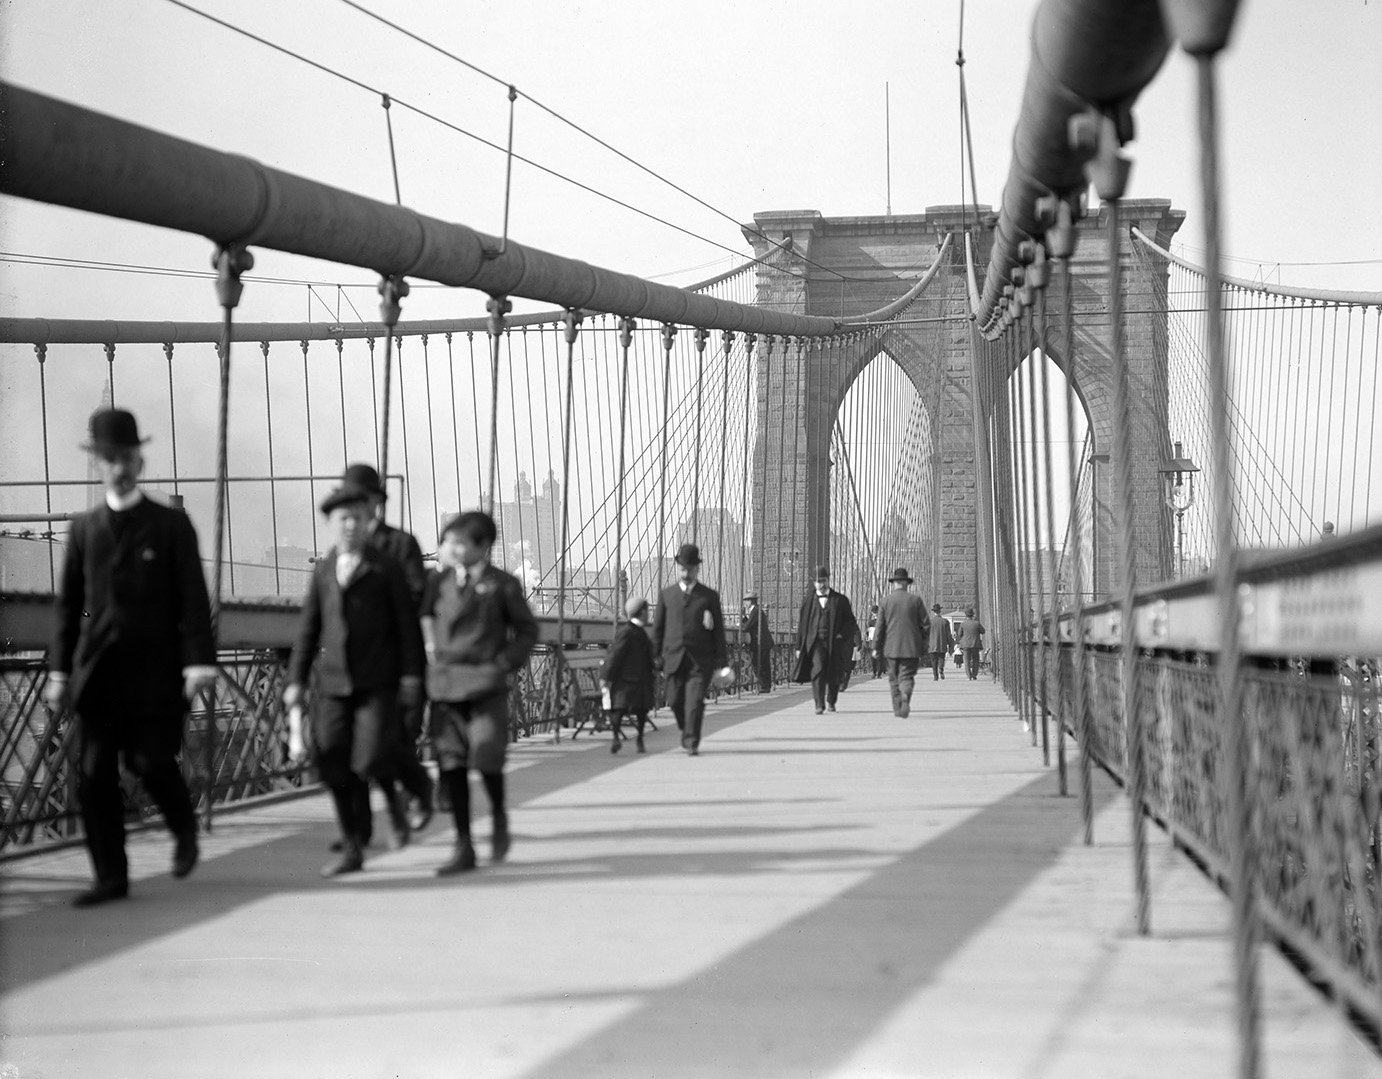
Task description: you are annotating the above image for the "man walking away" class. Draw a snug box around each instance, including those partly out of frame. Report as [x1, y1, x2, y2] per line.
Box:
[927, 602, 954, 681]
[958, 607, 986, 680]
[873, 567, 930, 718]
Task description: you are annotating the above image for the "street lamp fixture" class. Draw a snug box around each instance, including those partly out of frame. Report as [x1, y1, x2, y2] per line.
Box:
[1158, 440, 1199, 578]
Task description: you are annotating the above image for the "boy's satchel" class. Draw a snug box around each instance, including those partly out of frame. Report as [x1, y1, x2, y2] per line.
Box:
[427, 660, 508, 703]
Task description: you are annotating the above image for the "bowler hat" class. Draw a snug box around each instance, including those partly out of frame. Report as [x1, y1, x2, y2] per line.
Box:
[813, 565, 830, 581]
[320, 482, 373, 515]
[888, 566, 913, 583]
[342, 463, 386, 498]
[82, 408, 150, 453]
[674, 543, 702, 566]
[743, 590, 758, 601]
[931, 602, 942, 612]
[624, 596, 649, 620]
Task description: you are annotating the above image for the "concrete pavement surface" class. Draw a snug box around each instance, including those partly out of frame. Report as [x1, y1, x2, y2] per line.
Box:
[2, 675, 1377, 1078]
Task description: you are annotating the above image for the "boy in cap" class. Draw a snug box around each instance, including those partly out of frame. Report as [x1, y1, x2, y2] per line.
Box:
[422, 511, 538, 874]
[601, 596, 656, 754]
[47, 408, 217, 906]
[284, 481, 425, 876]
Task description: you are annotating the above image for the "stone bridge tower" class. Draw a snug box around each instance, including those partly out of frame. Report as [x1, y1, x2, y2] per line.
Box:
[744, 200, 1184, 626]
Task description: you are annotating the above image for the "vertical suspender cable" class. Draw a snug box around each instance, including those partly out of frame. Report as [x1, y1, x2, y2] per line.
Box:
[335, 338, 348, 465]
[163, 343, 181, 500]
[739, 335, 757, 605]
[1024, 299, 1052, 764]
[657, 324, 677, 589]
[445, 333, 462, 515]
[613, 318, 635, 629]
[716, 331, 734, 590]
[1036, 274, 1065, 791]
[35, 346, 54, 589]
[260, 342, 282, 594]
[483, 296, 512, 515]
[690, 328, 709, 545]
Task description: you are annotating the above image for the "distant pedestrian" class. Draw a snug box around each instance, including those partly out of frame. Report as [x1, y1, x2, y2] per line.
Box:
[927, 602, 955, 681]
[873, 567, 931, 717]
[740, 591, 774, 693]
[47, 408, 217, 907]
[422, 511, 538, 874]
[958, 607, 986, 680]
[792, 566, 859, 714]
[866, 604, 887, 678]
[284, 481, 425, 877]
[652, 543, 733, 755]
[602, 597, 656, 754]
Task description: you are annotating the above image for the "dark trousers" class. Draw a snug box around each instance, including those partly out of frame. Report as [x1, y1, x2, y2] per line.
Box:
[665, 658, 710, 749]
[607, 708, 648, 742]
[392, 698, 434, 804]
[965, 648, 981, 679]
[314, 690, 401, 844]
[750, 645, 772, 692]
[75, 659, 196, 887]
[929, 651, 947, 680]
[77, 721, 196, 887]
[886, 657, 920, 714]
[808, 641, 838, 709]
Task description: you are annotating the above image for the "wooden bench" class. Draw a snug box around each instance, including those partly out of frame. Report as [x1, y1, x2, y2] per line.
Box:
[562, 648, 660, 740]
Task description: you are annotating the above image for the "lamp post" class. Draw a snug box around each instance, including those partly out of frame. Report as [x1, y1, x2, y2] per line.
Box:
[1159, 440, 1200, 579]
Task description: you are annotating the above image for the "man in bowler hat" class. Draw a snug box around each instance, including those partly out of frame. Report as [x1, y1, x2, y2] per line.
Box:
[653, 543, 732, 755]
[793, 566, 859, 714]
[46, 408, 217, 906]
[340, 462, 435, 840]
[873, 568, 931, 717]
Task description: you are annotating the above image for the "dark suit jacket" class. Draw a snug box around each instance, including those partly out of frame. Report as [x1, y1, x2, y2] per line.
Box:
[421, 563, 538, 702]
[367, 520, 426, 607]
[926, 612, 954, 654]
[793, 589, 859, 683]
[288, 547, 425, 696]
[601, 620, 655, 712]
[875, 590, 932, 660]
[653, 582, 728, 674]
[51, 495, 215, 729]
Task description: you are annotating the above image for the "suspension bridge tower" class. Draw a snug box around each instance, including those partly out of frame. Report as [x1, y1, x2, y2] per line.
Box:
[744, 199, 1184, 623]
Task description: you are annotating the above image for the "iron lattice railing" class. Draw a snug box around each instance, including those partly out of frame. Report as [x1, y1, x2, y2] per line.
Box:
[1042, 641, 1382, 1036]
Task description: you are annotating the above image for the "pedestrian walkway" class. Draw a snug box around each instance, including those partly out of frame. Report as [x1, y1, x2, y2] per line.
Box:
[1, 675, 1377, 1078]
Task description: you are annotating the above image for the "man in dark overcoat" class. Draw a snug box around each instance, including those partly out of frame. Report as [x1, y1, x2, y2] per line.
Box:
[601, 596, 656, 753]
[652, 543, 732, 755]
[740, 590, 774, 693]
[874, 567, 931, 717]
[340, 462, 434, 840]
[46, 409, 217, 907]
[793, 566, 859, 714]
[926, 601, 955, 681]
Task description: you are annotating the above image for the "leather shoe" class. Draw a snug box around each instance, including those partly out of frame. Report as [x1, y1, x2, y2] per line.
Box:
[73, 880, 129, 907]
[172, 831, 199, 879]
[491, 816, 511, 864]
[814, 707, 825, 715]
[827, 704, 836, 713]
[610, 739, 622, 755]
[321, 845, 364, 878]
[684, 745, 699, 756]
[436, 843, 477, 876]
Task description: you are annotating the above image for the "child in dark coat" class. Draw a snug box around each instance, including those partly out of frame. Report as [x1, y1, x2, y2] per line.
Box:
[422, 511, 538, 875]
[601, 597, 656, 754]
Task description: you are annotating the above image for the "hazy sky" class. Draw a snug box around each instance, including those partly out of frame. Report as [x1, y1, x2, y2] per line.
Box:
[2, 0, 1379, 329]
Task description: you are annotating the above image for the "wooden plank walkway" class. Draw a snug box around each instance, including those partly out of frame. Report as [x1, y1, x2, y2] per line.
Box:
[2, 674, 1377, 1078]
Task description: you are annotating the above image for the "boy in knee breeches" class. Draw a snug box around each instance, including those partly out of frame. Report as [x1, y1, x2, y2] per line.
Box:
[423, 511, 538, 875]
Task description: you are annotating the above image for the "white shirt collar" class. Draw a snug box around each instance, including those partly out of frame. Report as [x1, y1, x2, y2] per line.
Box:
[105, 488, 144, 512]
[457, 559, 489, 585]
